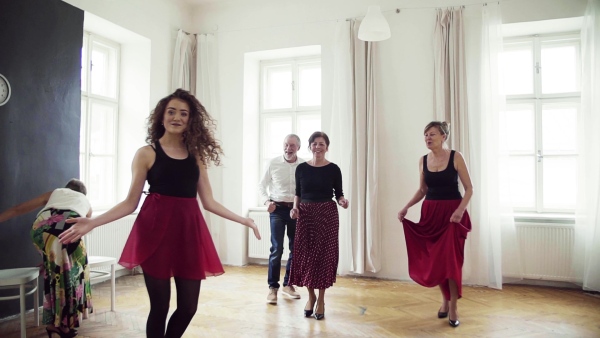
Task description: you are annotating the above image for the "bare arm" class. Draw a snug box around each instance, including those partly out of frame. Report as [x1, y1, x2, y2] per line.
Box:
[290, 195, 300, 219]
[450, 151, 473, 223]
[398, 157, 428, 221]
[197, 158, 261, 239]
[60, 146, 153, 243]
[0, 191, 52, 223]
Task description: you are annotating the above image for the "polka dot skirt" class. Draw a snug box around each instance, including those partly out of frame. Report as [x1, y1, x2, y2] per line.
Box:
[289, 201, 339, 289]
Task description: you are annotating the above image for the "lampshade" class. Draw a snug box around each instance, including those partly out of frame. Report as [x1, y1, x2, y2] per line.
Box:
[358, 6, 391, 42]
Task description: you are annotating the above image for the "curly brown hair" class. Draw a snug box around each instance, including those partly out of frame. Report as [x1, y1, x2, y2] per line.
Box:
[146, 89, 223, 166]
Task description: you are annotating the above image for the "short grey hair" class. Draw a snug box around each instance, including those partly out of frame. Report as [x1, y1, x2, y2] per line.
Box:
[284, 134, 301, 147]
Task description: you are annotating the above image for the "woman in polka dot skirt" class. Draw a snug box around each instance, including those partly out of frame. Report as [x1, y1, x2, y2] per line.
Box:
[289, 131, 349, 320]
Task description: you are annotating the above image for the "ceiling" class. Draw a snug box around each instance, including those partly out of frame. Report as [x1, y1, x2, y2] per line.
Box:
[176, 0, 226, 5]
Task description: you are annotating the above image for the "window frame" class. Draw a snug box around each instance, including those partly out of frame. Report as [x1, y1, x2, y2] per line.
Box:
[258, 56, 321, 204]
[80, 31, 120, 210]
[503, 33, 581, 214]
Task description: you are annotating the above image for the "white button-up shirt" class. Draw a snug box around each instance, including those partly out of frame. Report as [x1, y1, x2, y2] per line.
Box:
[258, 155, 305, 204]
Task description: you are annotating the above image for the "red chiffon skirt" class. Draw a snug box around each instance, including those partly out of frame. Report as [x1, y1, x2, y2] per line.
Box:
[119, 193, 224, 280]
[401, 199, 471, 300]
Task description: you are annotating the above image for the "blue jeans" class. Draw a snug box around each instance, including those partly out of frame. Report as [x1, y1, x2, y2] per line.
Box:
[268, 205, 296, 289]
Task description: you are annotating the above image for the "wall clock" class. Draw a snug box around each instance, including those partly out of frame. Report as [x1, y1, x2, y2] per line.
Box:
[0, 73, 11, 106]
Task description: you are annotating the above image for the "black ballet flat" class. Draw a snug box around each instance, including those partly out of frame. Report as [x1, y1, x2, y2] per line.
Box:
[438, 310, 448, 318]
[449, 319, 460, 327]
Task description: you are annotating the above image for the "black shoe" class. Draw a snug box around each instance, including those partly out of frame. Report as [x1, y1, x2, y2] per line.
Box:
[304, 300, 315, 317]
[314, 303, 325, 320]
[438, 309, 448, 318]
[46, 327, 77, 338]
[449, 319, 460, 327]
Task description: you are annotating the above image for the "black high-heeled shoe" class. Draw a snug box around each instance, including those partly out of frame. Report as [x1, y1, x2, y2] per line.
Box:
[46, 326, 77, 338]
[304, 300, 315, 317]
[314, 303, 325, 320]
[449, 318, 460, 327]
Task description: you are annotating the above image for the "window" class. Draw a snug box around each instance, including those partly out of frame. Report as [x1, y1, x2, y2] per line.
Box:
[80, 32, 120, 209]
[500, 34, 580, 213]
[259, 57, 321, 182]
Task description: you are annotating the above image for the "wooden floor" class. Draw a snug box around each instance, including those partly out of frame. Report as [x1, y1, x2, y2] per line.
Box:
[1, 265, 599, 337]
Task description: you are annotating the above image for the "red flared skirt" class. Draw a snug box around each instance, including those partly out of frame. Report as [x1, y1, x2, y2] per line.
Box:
[401, 199, 471, 300]
[119, 193, 224, 280]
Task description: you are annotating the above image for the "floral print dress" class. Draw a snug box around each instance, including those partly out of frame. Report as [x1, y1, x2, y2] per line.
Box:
[31, 209, 92, 329]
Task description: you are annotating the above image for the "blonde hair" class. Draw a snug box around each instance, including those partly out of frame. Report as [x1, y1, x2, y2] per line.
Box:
[424, 121, 450, 146]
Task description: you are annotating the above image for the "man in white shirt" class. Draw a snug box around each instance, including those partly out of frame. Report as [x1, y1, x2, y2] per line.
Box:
[259, 134, 305, 304]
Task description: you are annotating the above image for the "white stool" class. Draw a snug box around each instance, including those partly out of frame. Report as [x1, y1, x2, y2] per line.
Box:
[0, 267, 40, 338]
[88, 256, 116, 311]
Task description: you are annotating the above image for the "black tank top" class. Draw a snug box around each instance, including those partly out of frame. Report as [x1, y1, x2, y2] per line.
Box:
[423, 150, 462, 200]
[147, 141, 200, 198]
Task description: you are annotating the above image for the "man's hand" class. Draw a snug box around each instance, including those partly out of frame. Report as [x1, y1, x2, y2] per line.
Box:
[267, 201, 276, 213]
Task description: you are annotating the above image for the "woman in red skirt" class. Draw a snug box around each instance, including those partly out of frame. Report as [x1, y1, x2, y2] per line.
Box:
[398, 121, 473, 328]
[290, 131, 349, 320]
[59, 89, 261, 338]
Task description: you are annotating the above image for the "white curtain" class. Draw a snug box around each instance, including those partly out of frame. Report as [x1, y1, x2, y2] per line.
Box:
[433, 8, 470, 155]
[195, 33, 222, 251]
[575, 0, 600, 292]
[464, 3, 521, 289]
[172, 29, 196, 92]
[330, 19, 381, 274]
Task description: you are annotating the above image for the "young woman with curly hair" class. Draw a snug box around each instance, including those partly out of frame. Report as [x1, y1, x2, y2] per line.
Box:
[59, 89, 261, 338]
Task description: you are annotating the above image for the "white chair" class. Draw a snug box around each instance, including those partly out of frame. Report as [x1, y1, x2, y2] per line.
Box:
[88, 256, 117, 311]
[0, 267, 40, 338]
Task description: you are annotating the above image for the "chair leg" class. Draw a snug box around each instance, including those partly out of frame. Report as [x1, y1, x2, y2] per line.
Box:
[19, 283, 26, 338]
[34, 277, 39, 326]
[110, 263, 116, 311]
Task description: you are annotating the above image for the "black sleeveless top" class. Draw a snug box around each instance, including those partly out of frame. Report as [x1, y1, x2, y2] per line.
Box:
[147, 141, 200, 198]
[423, 150, 462, 200]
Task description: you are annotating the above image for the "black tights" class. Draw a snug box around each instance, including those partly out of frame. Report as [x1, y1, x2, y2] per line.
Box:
[143, 273, 201, 338]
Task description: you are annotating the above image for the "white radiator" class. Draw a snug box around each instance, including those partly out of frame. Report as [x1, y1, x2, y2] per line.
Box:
[84, 214, 137, 272]
[248, 210, 291, 260]
[516, 223, 576, 282]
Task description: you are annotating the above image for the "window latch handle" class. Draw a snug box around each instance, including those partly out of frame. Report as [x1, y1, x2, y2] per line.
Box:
[537, 150, 544, 162]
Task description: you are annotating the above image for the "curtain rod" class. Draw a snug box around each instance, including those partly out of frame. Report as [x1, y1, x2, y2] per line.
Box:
[202, 0, 509, 34]
[344, 0, 503, 21]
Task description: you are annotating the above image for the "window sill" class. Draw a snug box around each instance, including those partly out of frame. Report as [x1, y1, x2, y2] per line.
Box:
[514, 212, 575, 224]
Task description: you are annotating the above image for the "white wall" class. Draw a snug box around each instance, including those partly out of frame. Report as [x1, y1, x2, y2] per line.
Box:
[191, 0, 586, 274]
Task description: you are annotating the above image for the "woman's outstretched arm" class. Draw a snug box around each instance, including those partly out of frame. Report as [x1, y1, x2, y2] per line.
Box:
[59, 146, 153, 243]
[0, 191, 52, 223]
[196, 158, 261, 239]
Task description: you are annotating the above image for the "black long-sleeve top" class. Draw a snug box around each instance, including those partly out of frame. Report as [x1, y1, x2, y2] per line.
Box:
[295, 162, 344, 201]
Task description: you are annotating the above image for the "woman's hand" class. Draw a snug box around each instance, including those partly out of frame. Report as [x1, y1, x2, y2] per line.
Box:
[245, 218, 261, 239]
[59, 217, 95, 244]
[450, 209, 464, 223]
[338, 197, 349, 209]
[398, 207, 408, 222]
[290, 208, 299, 219]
